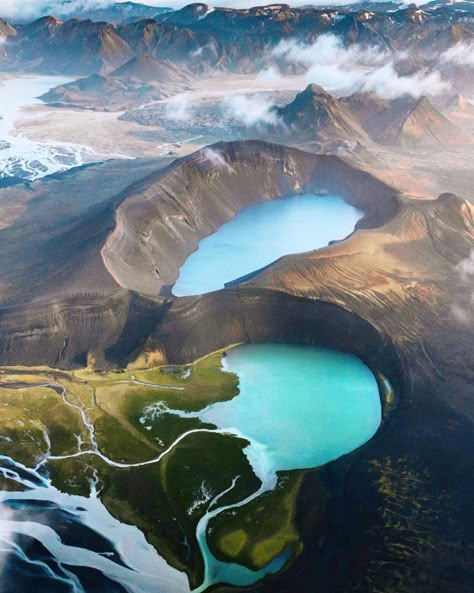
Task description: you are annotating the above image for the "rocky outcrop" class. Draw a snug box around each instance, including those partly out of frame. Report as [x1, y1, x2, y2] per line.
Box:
[271, 84, 371, 145]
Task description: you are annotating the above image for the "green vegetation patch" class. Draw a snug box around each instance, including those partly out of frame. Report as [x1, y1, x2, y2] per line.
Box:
[87, 350, 239, 455]
[219, 529, 248, 557]
[208, 471, 305, 571]
[0, 384, 88, 466]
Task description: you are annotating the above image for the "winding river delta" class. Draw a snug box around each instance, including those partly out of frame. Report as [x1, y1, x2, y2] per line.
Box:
[0, 77, 131, 181]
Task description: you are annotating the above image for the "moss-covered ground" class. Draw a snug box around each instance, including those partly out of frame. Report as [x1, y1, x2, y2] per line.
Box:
[207, 471, 304, 570]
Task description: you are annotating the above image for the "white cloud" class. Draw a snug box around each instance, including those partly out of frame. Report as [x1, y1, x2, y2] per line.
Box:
[363, 63, 451, 99]
[222, 94, 279, 127]
[202, 147, 235, 173]
[274, 35, 450, 99]
[274, 35, 389, 69]
[161, 89, 281, 129]
[256, 66, 282, 83]
[451, 250, 474, 323]
[304, 63, 363, 91]
[0, 1, 113, 19]
[164, 93, 193, 121]
[274, 35, 387, 93]
[458, 251, 474, 279]
[441, 41, 474, 67]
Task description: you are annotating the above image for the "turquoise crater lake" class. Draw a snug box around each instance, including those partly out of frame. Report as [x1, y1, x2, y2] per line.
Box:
[189, 343, 382, 591]
[204, 343, 381, 480]
[172, 193, 362, 297]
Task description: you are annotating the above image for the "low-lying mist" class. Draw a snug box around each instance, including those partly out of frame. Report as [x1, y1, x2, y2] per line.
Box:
[273, 35, 451, 99]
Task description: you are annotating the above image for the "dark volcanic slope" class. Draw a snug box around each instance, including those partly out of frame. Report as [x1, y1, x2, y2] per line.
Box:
[0, 158, 161, 367]
[0, 140, 473, 593]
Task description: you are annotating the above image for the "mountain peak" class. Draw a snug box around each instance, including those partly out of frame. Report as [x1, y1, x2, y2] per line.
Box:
[0, 18, 16, 37]
[111, 53, 195, 84]
[388, 95, 472, 147]
[275, 85, 369, 143]
[304, 83, 330, 96]
[37, 15, 64, 27]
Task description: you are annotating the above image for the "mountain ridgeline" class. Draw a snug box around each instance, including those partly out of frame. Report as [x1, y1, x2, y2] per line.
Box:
[254, 84, 473, 149]
[0, 2, 473, 76]
[39, 54, 196, 110]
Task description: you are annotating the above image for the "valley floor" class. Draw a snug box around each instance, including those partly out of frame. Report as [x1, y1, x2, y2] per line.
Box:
[12, 72, 474, 200]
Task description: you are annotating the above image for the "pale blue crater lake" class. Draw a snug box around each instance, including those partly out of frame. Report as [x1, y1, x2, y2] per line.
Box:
[173, 193, 362, 297]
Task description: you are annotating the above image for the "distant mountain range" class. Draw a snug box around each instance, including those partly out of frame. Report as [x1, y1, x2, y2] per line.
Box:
[2, 2, 474, 26]
[3, 2, 172, 25]
[0, 2, 473, 89]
